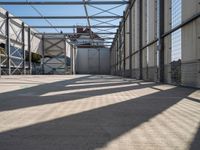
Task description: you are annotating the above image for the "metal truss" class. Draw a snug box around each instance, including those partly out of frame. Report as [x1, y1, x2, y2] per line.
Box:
[0, 0, 129, 75]
[0, 12, 27, 75]
[0, 0, 128, 43]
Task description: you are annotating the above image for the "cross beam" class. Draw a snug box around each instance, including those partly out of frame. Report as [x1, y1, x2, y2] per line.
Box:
[29, 25, 119, 28]
[10, 16, 123, 19]
[0, 1, 129, 5]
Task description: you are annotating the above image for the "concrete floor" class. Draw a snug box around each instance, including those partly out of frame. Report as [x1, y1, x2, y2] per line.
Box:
[0, 75, 199, 150]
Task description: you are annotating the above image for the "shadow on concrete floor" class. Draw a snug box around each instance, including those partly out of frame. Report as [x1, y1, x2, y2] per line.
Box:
[0, 75, 155, 112]
[190, 127, 200, 150]
[0, 75, 199, 150]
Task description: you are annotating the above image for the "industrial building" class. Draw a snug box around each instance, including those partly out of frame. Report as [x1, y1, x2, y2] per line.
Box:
[0, 0, 199, 150]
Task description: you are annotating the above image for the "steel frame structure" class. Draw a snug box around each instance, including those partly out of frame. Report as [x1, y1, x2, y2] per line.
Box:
[110, 0, 200, 83]
[0, 0, 128, 75]
[0, 11, 32, 75]
[0, 0, 199, 79]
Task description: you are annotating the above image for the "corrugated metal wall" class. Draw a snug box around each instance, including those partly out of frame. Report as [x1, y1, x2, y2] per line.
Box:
[76, 48, 110, 75]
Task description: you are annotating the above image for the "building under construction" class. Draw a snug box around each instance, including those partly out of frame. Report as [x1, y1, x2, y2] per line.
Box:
[0, 1, 199, 150]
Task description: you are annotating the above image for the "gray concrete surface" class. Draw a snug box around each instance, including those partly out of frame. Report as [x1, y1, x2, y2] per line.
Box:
[0, 75, 199, 150]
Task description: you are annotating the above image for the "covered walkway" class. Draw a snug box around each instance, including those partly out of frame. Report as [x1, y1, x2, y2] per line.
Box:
[0, 75, 199, 150]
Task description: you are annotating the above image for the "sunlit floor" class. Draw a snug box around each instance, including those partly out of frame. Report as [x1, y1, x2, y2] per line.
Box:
[0, 75, 199, 150]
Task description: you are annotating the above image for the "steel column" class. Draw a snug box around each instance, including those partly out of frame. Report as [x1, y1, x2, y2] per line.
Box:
[118, 27, 122, 75]
[116, 30, 119, 75]
[123, 11, 126, 77]
[115, 29, 119, 75]
[70, 45, 73, 74]
[158, 0, 165, 82]
[0, 47, 1, 78]
[5, 11, 11, 75]
[63, 37, 67, 74]
[42, 35, 45, 74]
[114, 32, 118, 75]
[28, 27, 32, 74]
[22, 22, 26, 74]
[139, 0, 143, 80]
[129, 5, 133, 78]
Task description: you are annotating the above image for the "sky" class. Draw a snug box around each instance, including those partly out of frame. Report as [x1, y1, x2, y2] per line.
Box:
[0, 0, 127, 42]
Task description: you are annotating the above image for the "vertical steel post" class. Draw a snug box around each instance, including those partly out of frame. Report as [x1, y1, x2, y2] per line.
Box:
[116, 29, 119, 75]
[98, 48, 100, 74]
[72, 46, 76, 75]
[114, 36, 117, 75]
[64, 37, 67, 74]
[123, 11, 126, 77]
[119, 23, 122, 76]
[22, 22, 26, 74]
[158, 0, 165, 82]
[28, 27, 32, 74]
[70, 44, 73, 74]
[41, 35, 45, 74]
[117, 29, 120, 75]
[139, 0, 143, 79]
[6, 11, 11, 75]
[129, 5, 133, 78]
[0, 46, 1, 78]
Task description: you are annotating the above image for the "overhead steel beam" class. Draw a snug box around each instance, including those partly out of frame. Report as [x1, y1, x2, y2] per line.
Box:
[29, 25, 119, 28]
[78, 41, 113, 43]
[0, 1, 129, 5]
[10, 16, 123, 19]
[34, 32, 116, 35]
[41, 37, 114, 40]
[162, 12, 200, 38]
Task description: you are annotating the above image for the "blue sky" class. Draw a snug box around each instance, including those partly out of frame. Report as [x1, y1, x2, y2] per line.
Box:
[0, 0, 127, 40]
